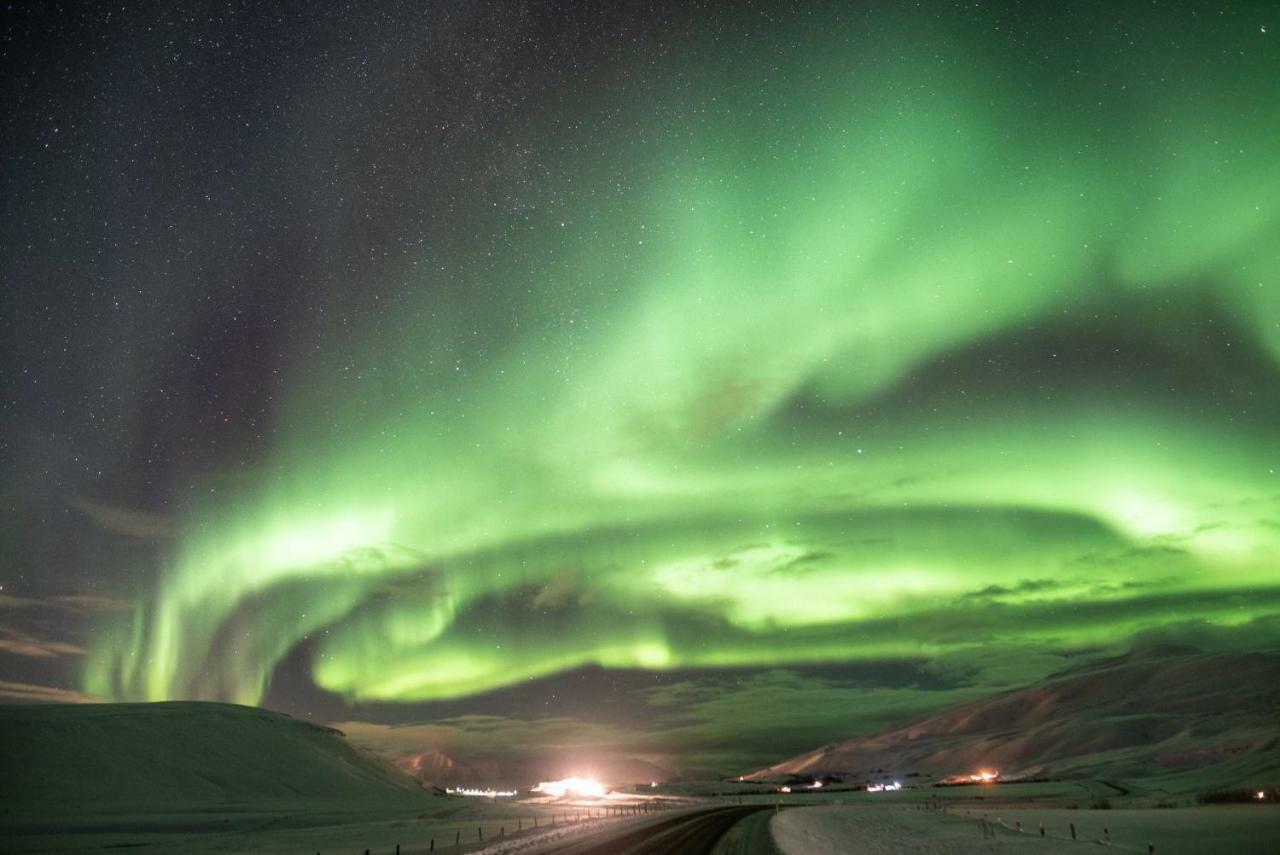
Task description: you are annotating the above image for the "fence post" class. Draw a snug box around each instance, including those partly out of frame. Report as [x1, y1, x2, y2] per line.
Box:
[1040, 823, 1045, 837]
[1070, 822, 1076, 840]
[478, 825, 483, 840]
[455, 830, 460, 846]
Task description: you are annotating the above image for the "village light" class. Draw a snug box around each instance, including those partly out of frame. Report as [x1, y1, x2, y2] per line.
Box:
[446, 786, 517, 798]
[531, 777, 606, 798]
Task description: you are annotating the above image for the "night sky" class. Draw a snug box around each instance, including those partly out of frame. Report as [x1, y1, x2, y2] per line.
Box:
[3, 1, 1279, 777]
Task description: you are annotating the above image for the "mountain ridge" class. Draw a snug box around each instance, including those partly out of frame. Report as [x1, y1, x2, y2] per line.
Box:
[750, 648, 1280, 792]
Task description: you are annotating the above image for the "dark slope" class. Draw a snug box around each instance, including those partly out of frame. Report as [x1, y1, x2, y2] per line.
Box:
[0, 701, 426, 805]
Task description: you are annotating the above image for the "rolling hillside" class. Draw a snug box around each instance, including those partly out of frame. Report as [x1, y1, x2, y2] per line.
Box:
[753, 648, 1280, 792]
[0, 701, 427, 806]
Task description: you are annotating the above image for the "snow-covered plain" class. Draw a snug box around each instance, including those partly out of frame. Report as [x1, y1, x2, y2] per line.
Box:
[771, 804, 1280, 855]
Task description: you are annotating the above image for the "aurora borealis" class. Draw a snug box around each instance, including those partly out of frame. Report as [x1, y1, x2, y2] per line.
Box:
[3, 2, 1279, 774]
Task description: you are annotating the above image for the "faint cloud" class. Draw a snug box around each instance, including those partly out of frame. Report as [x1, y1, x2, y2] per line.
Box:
[1068, 543, 1193, 572]
[0, 593, 130, 613]
[0, 625, 85, 658]
[1127, 614, 1280, 653]
[0, 679, 93, 703]
[70, 495, 171, 540]
[774, 550, 835, 575]
[1089, 575, 1184, 596]
[50, 594, 132, 612]
[960, 578, 1061, 600]
[530, 569, 583, 611]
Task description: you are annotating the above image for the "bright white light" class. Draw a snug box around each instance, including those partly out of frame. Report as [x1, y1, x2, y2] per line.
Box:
[446, 786, 517, 798]
[778, 785, 792, 793]
[1257, 790, 1267, 801]
[532, 777, 606, 798]
[809, 780, 824, 789]
[969, 769, 999, 783]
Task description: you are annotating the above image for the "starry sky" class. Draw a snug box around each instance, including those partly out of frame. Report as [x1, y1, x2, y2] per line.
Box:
[2, 1, 1279, 778]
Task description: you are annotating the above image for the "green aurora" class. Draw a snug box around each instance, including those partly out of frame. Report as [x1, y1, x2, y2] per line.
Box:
[85, 5, 1280, 709]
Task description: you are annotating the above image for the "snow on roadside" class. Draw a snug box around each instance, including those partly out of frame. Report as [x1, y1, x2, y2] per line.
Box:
[771, 804, 1073, 854]
[465, 813, 655, 854]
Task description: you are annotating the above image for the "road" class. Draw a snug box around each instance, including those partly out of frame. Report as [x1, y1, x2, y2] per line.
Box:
[527, 805, 776, 855]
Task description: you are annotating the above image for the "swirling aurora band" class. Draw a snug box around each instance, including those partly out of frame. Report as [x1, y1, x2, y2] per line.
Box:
[86, 5, 1280, 706]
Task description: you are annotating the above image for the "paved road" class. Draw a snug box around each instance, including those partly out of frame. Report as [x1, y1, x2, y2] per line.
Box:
[710, 806, 784, 855]
[532, 805, 773, 855]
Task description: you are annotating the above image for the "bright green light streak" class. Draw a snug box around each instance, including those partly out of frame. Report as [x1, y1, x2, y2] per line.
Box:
[86, 8, 1280, 705]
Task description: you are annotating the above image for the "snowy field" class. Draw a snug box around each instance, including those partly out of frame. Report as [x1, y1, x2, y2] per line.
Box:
[771, 804, 1280, 855]
[0, 800, 641, 854]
